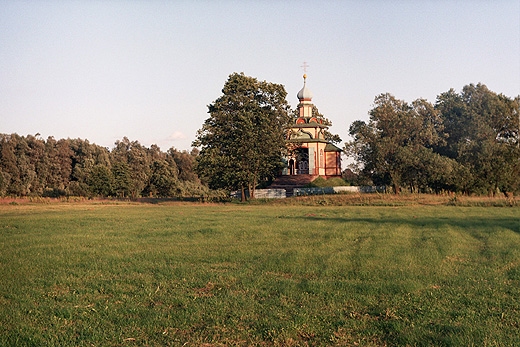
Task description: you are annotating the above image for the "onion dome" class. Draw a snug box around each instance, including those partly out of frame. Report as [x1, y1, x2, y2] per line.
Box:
[297, 74, 313, 101]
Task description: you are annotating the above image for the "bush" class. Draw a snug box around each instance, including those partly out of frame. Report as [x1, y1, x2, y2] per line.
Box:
[42, 188, 67, 198]
[307, 176, 348, 188]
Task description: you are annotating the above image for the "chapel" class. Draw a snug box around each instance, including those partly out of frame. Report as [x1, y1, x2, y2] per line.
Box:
[282, 74, 342, 177]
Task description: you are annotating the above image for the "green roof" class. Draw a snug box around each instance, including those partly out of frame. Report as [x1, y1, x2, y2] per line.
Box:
[324, 143, 343, 152]
[288, 138, 329, 144]
[289, 123, 328, 129]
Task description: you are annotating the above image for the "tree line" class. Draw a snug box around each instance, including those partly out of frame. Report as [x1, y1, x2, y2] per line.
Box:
[346, 83, 520, 195]
[0, 135, 210, 198]
[2, 76, 518, 198]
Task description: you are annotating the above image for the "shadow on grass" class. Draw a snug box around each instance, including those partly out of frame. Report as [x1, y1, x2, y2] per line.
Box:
[290, 215, 520, 234]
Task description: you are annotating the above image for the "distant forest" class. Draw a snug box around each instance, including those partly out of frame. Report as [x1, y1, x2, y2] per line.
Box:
[0, 135, 211, 199]
[1, 83, 519, 198]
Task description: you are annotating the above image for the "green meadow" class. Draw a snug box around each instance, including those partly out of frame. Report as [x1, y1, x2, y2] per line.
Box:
[0, 200, 519, 346]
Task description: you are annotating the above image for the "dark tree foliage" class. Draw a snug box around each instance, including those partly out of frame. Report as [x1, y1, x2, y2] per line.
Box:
[436, 84, 520, 195]
[88, 165, 114, 197]
[0, 134, 205, 198]
[346, 84, 520, 195]
[193, 73, 291, 200]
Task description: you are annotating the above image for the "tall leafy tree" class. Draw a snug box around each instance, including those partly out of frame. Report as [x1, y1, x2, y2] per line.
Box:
[111, 137, 151, 198]
[146, 160, 179, 197]
[169, 148, 199, 183]
[9, 134, 38, 195]
[88, 164, 114, 197]
[49, 138, 74, 192]
[193, 73, 291, 200]
[436, 84, 520, 194]
[0, 134, 21, 195]
[111, 162, 131, 198]
[68, 138, 111, 196]
[346, 94, 452, 193]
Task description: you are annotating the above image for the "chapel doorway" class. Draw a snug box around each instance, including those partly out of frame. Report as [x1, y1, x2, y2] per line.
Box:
[296, 148, 309, 175]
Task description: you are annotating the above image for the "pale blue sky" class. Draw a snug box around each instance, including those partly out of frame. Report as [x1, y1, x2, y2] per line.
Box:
[1, 1, 519, 151]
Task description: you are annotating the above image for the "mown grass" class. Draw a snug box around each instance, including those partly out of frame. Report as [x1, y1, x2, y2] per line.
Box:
[0, 201, 519, 346]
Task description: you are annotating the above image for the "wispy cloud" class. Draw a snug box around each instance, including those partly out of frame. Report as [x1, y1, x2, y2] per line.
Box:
[168, 131, 187, 140]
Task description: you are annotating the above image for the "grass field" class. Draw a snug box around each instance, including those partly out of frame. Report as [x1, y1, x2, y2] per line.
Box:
[0, 198, 519, 346]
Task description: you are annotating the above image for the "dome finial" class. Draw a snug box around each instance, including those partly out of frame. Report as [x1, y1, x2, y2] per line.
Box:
[297, 72, 312, 101]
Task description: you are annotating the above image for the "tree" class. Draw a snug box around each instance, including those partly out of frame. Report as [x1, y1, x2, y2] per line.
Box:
[88, 164, 114, 197]
[0, 134, 21, 195]
[146, 160, 179, 197]
[112, 162, 131, 198]
[68, 138, 111, 196]
[435, 84, 520, 194]
[169, 148, 199, 182]
[346, 94, 451, 193]
[111, 137, 151, 198]
[193, 72, 291, 200]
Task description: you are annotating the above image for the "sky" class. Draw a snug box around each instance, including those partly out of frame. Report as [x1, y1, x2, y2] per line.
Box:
[1, 0, 519, 152]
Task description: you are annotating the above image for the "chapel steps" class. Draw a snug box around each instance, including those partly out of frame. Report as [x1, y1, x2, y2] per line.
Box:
[268, 174, 317, 197]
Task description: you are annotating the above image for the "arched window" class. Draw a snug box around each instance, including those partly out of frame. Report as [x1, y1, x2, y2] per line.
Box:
[320, 149, 324, 168]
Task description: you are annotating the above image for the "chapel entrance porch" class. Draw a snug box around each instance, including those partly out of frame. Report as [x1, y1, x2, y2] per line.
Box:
[288, 148, 309, 175]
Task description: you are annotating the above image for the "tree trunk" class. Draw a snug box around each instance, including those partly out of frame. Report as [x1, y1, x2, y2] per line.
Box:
[390, 171, 401, 195]
[249, 183, 255, 199]
[393, 183, 401, 195]
[240, 185, 246, 202]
